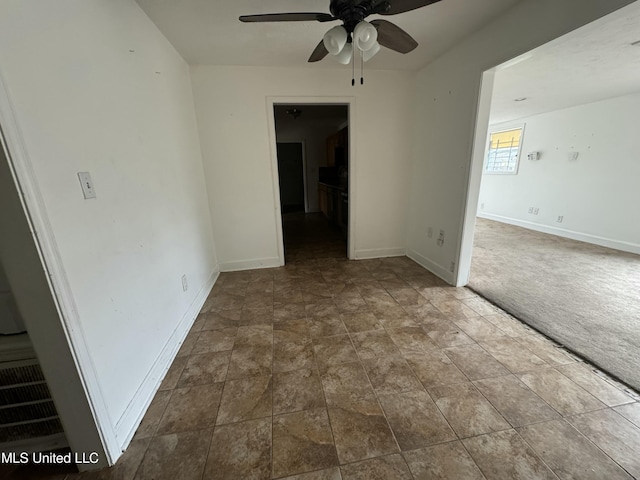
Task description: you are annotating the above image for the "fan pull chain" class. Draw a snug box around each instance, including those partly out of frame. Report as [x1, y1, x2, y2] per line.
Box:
[351, 48, 355, 86]
[360, 50, 364, 85]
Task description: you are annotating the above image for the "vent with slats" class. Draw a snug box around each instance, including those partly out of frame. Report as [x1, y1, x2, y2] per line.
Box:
[0, 363, 44, 385]
[0, 400, 58, 424]
[0, 383, 51, 405]
[0, 359, 64, 445]
[0, 418, 63, 443]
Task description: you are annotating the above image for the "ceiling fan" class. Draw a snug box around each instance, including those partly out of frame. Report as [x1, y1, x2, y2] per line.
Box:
[239, 0, 443, 65]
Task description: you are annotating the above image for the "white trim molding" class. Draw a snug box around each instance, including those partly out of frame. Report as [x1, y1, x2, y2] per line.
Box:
[407, 248, 455, 285]
[219, 257, 282, 272]
[456, 69, 495, 288]
[478, 212, 640, 255]
[354, 247, 406, 260]
[266, 96, 356, 262]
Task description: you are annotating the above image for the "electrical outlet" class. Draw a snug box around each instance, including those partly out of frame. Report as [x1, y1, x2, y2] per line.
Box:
[480, 203, 485, 210]
[557, 215, 564, 223]
[533, 207, 539, 215]
[181, 274, 188, 292]
[427, 227, 433, 238]
[528, 207, 533, 214]
[437, 230, 445, 247]
[450, 261, 455, 273]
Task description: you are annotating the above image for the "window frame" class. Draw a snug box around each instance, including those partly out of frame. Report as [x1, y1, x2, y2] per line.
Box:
[484, 124, 526, 175]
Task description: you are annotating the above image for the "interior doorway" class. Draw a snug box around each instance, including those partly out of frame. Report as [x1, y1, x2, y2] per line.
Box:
[271, 103, 350, 264]
[458, 3, 640, 391]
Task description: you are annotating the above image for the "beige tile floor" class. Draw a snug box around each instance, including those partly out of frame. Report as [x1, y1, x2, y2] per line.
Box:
[55, 254, 640, 480]
[4, 215, 640, 479]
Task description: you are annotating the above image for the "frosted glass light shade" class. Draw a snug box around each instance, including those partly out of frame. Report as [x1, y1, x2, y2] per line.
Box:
[323, 26, 348, 55]
[362, 41, 380, 62]
[354, 21, 378, 52]
[335, 43, 353, 64]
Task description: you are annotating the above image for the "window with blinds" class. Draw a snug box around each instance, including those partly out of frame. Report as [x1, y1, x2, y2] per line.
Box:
[485, 126, 524, 174]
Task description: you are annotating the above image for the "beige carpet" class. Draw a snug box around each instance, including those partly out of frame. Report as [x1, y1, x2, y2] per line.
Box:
[469, 218, 640, 391]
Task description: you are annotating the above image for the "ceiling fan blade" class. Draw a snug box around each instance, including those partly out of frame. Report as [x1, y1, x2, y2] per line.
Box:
[239, 13, 335, 23]
[308, 40, 330, 62]
[380, 0, 443, 15]
[370, 20, 418, 54]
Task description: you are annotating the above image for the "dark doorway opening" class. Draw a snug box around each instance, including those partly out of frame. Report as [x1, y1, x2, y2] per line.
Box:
[276, 142, 305, 214]
[273, 104, 349, 264]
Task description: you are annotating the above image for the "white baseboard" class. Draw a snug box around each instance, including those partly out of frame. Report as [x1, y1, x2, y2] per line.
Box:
[406, 248, 454, 285]
[354, 247, 406, 260]
[478, 213, 640, 255]
[219, 257, 282, 272]
[112, 267, 219, 449]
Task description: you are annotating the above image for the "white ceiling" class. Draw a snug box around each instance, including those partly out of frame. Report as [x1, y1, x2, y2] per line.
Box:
[135, 0, 640, 125]
[135, 0, 522, 70]
[490, 1, 640, 124]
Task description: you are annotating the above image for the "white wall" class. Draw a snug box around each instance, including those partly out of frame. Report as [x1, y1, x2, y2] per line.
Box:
[406, 0, 635, 285]
[0, 0, 217, 463]
[479, 93, 640, 254]
[275, 114, 346, 212]
[191, 66, 415, 269]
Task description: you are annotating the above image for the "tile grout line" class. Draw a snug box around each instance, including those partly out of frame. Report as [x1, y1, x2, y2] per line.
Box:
[563, 407, 640, 478]
[116, 257, 640, 480]
[307, 295, 342, 478]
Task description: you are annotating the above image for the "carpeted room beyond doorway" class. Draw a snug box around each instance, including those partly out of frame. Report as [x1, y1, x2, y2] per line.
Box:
[469, 217, 640, 392]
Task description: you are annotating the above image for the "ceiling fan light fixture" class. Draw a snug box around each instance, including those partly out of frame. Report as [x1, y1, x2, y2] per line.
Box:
[362, 41, 380, 62]
[323, 25, 348, 55]
[335, 42, 353, 64]
[239, 0, 442, 74]
[354, 21, 378, 52]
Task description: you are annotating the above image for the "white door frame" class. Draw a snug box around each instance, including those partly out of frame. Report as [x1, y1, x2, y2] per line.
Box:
[454, 70, 496, 286]
[0, 71, 114, 468]
[266, 96, 356, 263]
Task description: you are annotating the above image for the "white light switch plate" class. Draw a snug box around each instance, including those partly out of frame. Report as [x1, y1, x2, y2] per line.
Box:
[77, 172, 96, 199]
